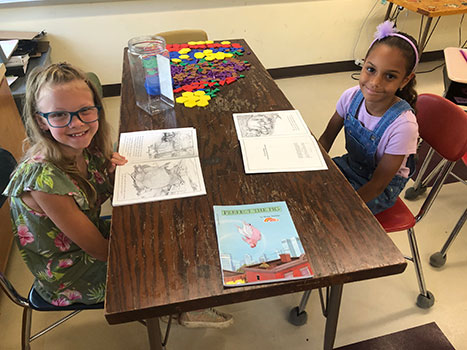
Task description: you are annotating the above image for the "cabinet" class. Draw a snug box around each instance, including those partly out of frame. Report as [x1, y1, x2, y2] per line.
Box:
[10, 46, 51, 116]
[0, 64, 26, 272]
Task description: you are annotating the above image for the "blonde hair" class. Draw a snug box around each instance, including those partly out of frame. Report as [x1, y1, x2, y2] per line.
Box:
[22, 62, 113, 206]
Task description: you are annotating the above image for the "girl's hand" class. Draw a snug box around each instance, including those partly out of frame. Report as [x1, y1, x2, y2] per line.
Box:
[109, 152, 128, 174]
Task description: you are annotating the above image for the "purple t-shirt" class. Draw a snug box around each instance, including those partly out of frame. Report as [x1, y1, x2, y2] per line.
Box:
[336, 86, 419, 178]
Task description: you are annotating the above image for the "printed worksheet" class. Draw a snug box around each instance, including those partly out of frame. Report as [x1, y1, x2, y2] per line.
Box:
[233, 110, 328, 173]
[112, 128, 206, 206]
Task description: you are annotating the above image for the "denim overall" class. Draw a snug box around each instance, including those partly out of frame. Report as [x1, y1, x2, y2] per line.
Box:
[333, 90, 415, 214]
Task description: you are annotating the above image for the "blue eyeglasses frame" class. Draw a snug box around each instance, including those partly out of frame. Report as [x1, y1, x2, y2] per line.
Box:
[37, 105, 102, 128]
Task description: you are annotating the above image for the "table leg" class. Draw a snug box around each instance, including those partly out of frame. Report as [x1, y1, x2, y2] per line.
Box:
[384, 2, 394, 21]
[419, 16, 433, 54]
[323, 284, 343, 350]
[146, 317, 163, 350]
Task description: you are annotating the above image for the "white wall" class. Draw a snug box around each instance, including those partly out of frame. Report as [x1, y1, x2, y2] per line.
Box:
[0, 0, 464, 84]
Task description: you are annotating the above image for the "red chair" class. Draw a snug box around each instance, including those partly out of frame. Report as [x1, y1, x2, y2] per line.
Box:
[289, 94, 467, 326]
[375, 94, 467, 308]
[429, 153, 467, 268]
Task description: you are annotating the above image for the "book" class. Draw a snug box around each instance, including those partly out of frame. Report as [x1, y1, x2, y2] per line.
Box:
[5, 65, 26, 77]
[213, 201, 313, 287]
[112, 127, 206, 206]
[6, 53, 29, 67]
[0, 39, 19, 63]
[5, 53, 29, 77]
[233, 110, 328, 173]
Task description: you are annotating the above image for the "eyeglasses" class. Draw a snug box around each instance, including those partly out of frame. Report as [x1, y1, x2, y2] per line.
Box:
[37, 106, 101, 128]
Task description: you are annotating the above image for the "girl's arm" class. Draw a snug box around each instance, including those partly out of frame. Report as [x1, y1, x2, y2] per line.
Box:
[318, 111, 344, 152]
[29, 191, 109, 261]
[357, 154, 405, 203]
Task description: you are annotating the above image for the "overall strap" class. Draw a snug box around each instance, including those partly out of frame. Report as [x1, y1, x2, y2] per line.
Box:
[347, 89, 364, 119]
[373, 99, 412, 137]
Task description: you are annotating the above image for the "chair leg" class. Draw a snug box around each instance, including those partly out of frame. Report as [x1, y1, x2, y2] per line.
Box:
[430, 208, 467, 267]
[21, 307, 32, 350]
[288, 290, 311, 326]
[407, 227, 435, 308]
[405, 147, 435, 200]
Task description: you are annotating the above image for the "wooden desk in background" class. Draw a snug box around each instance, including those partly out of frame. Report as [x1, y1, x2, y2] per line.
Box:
[384, 0, 467, 53]
[0, 63, 26, 273]
[104, 40, 407, 350]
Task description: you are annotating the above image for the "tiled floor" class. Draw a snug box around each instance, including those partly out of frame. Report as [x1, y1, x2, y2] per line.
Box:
[1, 61, 466, 350]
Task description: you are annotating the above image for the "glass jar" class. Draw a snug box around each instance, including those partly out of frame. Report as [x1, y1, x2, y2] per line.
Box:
[127, 35, 174, 115]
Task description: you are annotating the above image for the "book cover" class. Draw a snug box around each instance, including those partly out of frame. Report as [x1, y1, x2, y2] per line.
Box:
[112, 127, 206, 206]
[213, 201, 313, 287]
[232, 110, 328, 173]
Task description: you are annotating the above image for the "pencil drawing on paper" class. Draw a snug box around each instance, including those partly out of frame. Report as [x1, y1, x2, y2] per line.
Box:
[232, 110, 328, 174]
[146, 130, 195, 159]
[236, 113, 282, 137]
[112, 127, 206, 206]
[130, 159, 202, 198]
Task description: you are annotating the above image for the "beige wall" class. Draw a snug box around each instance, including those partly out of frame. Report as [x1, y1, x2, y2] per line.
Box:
[0, 0, 464, 84]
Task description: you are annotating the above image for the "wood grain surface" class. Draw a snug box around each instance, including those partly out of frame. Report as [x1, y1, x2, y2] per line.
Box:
[387, 0, 467, 17]
[105, 40, 407, 325]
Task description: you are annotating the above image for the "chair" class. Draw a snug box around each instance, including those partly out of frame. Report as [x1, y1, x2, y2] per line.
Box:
[155, 29, 208, 45]
[0, 276, 104, 350]
[429, 153, 467, 268]
[0, 148, 104, 350]
[374, 94, 467, 308]
[85, 72, 103, 99]
[404, 48, 467, 200]
[289, 94, 467, 323]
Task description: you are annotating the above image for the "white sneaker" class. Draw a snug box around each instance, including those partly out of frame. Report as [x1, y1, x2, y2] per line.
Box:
[179, 308, 234, 329]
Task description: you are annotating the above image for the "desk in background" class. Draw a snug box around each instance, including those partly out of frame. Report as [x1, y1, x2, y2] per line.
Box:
[444, 47, 467, 105]
[384, 0, 467, 54]
[105, 39, 407, 350]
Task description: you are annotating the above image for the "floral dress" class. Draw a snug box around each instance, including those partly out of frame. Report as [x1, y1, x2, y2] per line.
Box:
[3, 149, 113, 306]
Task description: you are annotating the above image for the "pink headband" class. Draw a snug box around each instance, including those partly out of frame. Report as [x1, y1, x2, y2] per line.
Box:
[369, 21, 419, 73]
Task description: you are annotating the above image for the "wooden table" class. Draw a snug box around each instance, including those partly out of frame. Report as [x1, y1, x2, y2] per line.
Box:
[384, 0, 467, 54]
[105, 40, 407, 350]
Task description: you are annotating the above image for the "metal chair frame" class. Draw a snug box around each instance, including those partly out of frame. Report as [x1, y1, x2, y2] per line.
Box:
[429, 155, 467, 268]
[0, 270, 101, 350]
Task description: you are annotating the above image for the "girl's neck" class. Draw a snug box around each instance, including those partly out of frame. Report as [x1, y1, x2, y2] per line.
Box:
[59, 143, 85, 160]
[75, 154, 88, 177]
[365, 96, 399, 117]
[59, 146, 88, 176]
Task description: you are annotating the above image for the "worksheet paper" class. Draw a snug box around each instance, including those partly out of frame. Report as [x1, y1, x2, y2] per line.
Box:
[233, 110, 328, 173]
[112, 127, 206, 206]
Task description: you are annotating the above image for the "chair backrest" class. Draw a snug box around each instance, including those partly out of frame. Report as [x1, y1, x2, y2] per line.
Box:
[155, 29, 208, 45]
[416, 94, 467, 162]
[0, 148, 17, 208]
[85, 72, 103, 99]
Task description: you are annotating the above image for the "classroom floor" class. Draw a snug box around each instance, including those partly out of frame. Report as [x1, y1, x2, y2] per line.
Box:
[1, 61, 466, 350]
